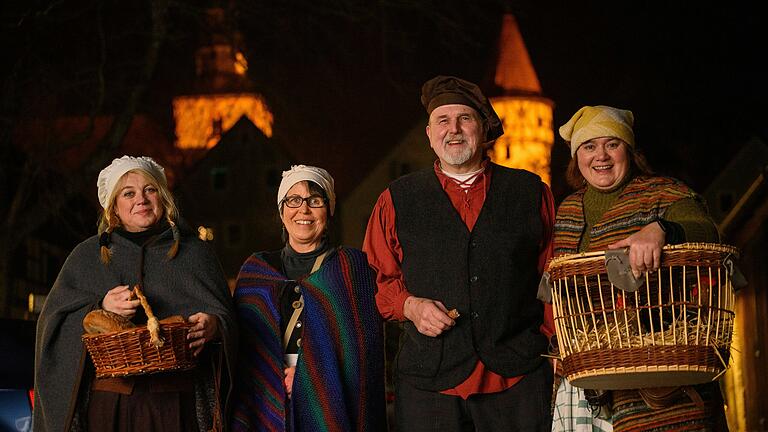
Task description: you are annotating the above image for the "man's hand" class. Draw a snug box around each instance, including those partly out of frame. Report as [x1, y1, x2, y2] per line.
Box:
[403, 296, 456, 337]
[607, 222, 666, 278]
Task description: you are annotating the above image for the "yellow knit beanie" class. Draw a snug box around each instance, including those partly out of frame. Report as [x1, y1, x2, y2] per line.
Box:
[559, 105, 635, 157]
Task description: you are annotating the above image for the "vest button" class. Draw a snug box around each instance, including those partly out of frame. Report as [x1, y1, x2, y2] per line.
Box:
[470, 275, 478, 283]
[470, 241, 477, 248]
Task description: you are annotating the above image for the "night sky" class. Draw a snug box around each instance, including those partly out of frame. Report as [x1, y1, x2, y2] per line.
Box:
[4, 0, 766, 201]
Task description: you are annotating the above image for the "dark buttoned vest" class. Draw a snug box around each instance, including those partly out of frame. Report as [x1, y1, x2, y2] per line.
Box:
[389, 164, 547, 390]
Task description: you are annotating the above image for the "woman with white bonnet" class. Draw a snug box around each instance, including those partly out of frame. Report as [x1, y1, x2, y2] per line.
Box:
[549, 106, 727, 431]
[33, 155, 236, 431]
[230, 164, 386, 431]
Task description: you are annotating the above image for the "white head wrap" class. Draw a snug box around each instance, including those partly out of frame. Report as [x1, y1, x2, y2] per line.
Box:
[97, 156, 167, 209]
[277, 165, 336, 215]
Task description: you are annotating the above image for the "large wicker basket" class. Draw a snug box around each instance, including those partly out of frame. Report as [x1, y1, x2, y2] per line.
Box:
[548, 243, 739, 390]
[82, 321, 196, 378]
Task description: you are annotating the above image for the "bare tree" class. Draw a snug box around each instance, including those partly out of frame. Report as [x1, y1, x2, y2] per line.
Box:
[0, 0, 509, 317]
[0, 0, 171, 317]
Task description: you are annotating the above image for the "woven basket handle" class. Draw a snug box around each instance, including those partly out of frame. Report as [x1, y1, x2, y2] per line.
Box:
[131, 284, 164, 347]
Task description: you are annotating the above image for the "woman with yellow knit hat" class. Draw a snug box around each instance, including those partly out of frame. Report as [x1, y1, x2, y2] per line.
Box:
[550, 106, 728, 431]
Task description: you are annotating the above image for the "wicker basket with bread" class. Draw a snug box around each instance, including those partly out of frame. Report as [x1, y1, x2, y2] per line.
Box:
[81, 284, 196, 378]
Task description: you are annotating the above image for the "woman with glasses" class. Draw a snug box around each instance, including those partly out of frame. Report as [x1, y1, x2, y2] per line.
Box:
[230, 165, 387, 431]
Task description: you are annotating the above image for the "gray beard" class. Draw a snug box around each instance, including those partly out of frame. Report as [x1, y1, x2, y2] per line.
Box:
[442, 146, 473, 166]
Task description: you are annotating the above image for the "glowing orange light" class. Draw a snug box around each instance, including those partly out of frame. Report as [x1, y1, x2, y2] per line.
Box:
[173, 93, 273, 149]
[489, 97, 554, 185]
[234, 51, 248, 76]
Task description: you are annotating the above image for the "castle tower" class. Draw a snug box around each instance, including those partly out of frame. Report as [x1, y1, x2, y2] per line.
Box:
[487, 14, 554, 184]
[172, 7, 273, 151]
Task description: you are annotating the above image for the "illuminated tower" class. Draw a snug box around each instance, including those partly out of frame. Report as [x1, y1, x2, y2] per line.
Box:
[173, 7, 273, 151]
[487, 14, 554, 185]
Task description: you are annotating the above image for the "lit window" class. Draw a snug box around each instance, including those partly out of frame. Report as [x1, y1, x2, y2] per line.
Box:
[234, 52, 248, 75]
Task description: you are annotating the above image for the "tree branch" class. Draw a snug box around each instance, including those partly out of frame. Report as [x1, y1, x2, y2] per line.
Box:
[6, 0, 172, 251]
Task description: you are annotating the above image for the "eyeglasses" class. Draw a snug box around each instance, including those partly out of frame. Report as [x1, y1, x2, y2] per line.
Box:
[282, 195, 326, 208]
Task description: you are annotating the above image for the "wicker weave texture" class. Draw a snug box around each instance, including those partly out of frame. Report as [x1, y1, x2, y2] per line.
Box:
[549, 243, 738, 389]
[82, 322, 196, 378]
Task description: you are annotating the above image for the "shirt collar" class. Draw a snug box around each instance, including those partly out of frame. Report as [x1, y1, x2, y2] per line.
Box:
[433, 158, 492, 188]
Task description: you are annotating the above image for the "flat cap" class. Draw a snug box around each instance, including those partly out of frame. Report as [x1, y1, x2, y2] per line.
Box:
[421, 75, 504, 141]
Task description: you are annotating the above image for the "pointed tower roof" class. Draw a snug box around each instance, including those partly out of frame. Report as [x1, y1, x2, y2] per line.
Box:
[193, 7, 251, 93]
[491, 14, 542, 96]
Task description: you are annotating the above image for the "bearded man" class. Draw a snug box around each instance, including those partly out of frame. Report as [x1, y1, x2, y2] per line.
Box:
[364, 75, 555, 431]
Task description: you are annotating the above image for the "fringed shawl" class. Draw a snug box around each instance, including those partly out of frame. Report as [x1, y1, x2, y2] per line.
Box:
[230, 247, 386, 432]
[554, 176, 695, 255]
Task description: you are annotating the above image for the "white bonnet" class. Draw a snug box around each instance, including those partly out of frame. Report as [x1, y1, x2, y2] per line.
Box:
[97, 155, 167, 209]
[277, 165, 336, 215]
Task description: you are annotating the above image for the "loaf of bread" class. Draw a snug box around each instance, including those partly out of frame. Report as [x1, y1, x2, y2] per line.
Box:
[83, 309, 136, 334]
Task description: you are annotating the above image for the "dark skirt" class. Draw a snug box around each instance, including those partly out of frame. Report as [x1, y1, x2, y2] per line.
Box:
[87, 371, 198, 432]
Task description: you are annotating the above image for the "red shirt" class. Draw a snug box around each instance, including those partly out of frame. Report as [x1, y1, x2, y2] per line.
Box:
[363, 161, 555, 399]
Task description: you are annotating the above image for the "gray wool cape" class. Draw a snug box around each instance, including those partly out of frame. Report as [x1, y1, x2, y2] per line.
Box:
[32, 226, 237, 432]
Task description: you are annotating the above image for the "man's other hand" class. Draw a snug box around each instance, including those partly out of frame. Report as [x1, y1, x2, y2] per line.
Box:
[403, 296, 456, 337]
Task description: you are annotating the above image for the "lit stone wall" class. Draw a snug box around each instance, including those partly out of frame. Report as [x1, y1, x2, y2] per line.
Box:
[489, 97, 553, 185]
[173, 93, 274, 149]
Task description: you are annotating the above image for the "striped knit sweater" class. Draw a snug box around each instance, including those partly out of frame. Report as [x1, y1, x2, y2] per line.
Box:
[611, 384, 725, 432]
[554, 176, 702, 255]
[230, 247, 386, 432]
[552, 175, 725, 431]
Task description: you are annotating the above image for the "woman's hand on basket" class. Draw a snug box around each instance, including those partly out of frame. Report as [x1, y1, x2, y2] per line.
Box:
[403, 296, 456, 337]
[187, 312, 219, 356]
[607, 222, 665, 278]
[101, 285, 141, 318]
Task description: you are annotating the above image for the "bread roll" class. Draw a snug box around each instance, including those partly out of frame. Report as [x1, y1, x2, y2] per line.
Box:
[83, 309, 136, 334]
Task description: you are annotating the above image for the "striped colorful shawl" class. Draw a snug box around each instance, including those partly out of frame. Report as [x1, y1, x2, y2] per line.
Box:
[611, 385, 721, 432]
[554, 176, 695, 255]
[230, 247, 386, 432]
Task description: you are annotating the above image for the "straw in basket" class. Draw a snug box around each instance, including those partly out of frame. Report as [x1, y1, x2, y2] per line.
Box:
[82, 284, 196, 378]
[546, 243, 741, 390]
